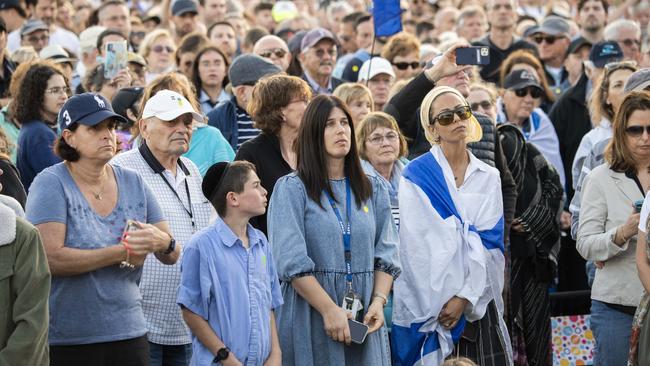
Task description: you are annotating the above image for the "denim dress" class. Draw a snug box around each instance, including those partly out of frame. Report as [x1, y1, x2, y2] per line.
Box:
[268, 173, 401, 366]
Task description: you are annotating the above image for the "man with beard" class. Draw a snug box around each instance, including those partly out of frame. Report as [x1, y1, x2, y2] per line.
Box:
[8, 0, 79, 53]
[575, 0, 608, 44]
[171, 0, 201, 45]
[298, 28, 343, 95]
[472, 0, 537, 84]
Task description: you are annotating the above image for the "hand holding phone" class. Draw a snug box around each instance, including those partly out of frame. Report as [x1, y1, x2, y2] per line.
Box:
[323, 305, 352, 345]
[104, 40, 128, 80]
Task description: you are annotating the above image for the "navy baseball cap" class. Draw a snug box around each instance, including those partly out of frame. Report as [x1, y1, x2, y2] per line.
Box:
[589, 41, 624, 68]
[58, 93, 128, 131]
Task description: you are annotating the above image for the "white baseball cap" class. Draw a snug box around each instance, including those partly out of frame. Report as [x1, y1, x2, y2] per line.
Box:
[358, 57, 396, 82]
[142, 90, 204, 123]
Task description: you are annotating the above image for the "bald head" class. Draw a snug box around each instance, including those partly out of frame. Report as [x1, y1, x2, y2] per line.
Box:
[253, 35, 291, 71]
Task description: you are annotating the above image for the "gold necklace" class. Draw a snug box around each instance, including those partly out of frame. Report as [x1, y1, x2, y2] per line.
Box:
[68, 163, 108, 200]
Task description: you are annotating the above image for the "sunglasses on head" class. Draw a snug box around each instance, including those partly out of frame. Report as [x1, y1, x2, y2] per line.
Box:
[431, 105, 472, 126]
[152, 45, 174, 53]
[625, 125, 650, 137]
[603, 60, 637, 75]
[392, 61, 419, 70]
[470, 100, 493, 111]
[514, 87, 543, 99]
[258, 48, 287, 58]
[532, 35, 565, 45]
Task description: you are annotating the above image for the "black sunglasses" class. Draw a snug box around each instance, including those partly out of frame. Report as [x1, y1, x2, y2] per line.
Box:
[258, 48, 287, 58]
[532, 35, 565, 45]
[431, 105, 472, 126]
[392, 61, 419, 70]
[514, 87, 543, 99]
[470, 100, 493, 111]
[625, 125, 650, 137]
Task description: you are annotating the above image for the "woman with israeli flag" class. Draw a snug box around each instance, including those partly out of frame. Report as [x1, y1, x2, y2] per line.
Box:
[391, 81, 513, 365]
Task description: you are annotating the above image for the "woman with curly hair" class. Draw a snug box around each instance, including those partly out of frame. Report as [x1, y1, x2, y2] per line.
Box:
[15, 61, 69, 190]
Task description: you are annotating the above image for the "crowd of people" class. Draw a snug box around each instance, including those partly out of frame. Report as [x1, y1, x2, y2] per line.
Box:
[2, 0, 650, 365]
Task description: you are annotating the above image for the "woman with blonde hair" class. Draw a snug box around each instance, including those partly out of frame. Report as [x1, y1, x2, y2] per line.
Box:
[392, 85, 511, 364]
[139, 29, 177, 83]
[468, 82, 498, 122]
[333, 82, 374, 127]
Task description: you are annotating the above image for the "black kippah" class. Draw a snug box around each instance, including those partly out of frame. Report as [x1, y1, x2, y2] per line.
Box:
[202, 162, 230, 202]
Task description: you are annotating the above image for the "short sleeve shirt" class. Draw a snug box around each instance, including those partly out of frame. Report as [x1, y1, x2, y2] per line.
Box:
[25, 163, 165, 345]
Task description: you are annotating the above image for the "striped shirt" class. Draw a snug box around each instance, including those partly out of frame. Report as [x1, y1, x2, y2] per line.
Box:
[236, 105, 259, 148]
[111, 148, 213, 345]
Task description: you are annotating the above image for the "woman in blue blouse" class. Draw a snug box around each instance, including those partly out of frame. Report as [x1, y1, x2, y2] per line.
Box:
[268, 95, 401, 365]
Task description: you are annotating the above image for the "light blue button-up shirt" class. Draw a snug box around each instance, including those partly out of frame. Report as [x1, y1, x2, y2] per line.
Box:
[199, 89, 230, 115]
[178, 217, 283, 365]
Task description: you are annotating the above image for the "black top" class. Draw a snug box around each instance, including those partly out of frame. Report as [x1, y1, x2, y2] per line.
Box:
[0, 158, 27, 208]
[235, 132, 292, 235]
[473, 35, 538, 85]
[0, 57, 15, 98]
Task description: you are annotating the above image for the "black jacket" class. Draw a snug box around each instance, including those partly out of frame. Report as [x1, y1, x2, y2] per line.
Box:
[384, 72, 518, 231]
[235, 132, 292, 235]
[548, 72, 592, 204]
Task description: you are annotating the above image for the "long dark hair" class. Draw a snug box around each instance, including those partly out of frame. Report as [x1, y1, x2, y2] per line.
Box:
[13, 62, 68, 124]
[296, 95, 371, 208]
[192, 46, 230, 99]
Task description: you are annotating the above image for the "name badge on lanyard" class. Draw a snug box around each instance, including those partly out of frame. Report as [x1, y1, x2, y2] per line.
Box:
[325, 178, 364, 321]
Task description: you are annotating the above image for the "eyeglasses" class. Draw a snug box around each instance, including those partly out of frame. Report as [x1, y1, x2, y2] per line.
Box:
[431, 105, 472, 126]
[312, 48, 337, 58]
[130, 31, 146, 39]
[514, 87, 543, 99]
[152, 45, 174, 54]
[367, 131, 399, 145]
[625, 125, 650, 137]
[27, 34, 49, 43]
[470, 100, 493, 111]
[620, 38, 641, 48]
[45, 86, 71, 95]
[258, 48, 287, 59]
[532, 35, 565, 45]
[392, 61, 419, 70]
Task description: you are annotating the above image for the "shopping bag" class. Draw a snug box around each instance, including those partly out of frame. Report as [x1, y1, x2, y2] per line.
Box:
[551, 315, 595, 365]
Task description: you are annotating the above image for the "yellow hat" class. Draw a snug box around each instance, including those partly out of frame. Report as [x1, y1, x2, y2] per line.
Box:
[419, 86, 482, 144]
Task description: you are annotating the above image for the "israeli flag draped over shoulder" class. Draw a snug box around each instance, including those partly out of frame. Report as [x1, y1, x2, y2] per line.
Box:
[391, 146, 513, 365]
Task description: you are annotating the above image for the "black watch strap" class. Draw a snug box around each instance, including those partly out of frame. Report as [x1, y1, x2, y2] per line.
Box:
[214, 347, 230, 363]
[163, 237, 176, 255]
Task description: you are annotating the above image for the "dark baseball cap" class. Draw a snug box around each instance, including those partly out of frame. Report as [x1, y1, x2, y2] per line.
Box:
[589, 41, 624, 68]
[504, 69, 543, 91]
[567, 37, 592, 55]
[530, 16, 570, 37]
[300, 27, 336, 52]
[111, 87, 144, 123]
[59, 93, 128, 131]
[172, 0, 198, 16]
[0, 0, 25, 17]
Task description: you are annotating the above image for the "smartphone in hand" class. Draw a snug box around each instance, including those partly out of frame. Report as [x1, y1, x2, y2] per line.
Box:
[455, 46, 490, 65]
[104, 40, 128, 79]
[348, 319, 369, 344]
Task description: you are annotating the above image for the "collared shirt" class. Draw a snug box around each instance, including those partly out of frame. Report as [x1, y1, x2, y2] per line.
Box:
[303, 71, 333, 95]
[199, 89, 230, 115]
[110, 148, 212, 345]
[178, 217, 283, 366]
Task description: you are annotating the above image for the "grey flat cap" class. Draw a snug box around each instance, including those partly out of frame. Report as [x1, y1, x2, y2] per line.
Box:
[228, 54, 282, 87]
[624, 69, 650, 93]
[531, 16, 570, 37]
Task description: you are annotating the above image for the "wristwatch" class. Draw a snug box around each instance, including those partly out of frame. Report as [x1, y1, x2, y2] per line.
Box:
[213, 347, 230, 363]
[163, 236, 176, 255]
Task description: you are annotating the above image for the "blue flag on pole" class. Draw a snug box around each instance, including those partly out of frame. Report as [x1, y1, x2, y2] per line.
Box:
[373, 0, 403, 37]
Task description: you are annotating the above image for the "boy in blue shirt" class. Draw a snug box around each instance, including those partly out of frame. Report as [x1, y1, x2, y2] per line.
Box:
[178, 161, 283, 366]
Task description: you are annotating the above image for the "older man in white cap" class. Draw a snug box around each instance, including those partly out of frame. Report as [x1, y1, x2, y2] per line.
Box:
[111, 90, 213, 366]
[358, 57, 395, 111]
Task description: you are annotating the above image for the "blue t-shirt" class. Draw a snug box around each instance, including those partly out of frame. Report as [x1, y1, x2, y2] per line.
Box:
[25, 162, 165, 345]
[183, 124, 235, 176]
[16, 120, 62, 191]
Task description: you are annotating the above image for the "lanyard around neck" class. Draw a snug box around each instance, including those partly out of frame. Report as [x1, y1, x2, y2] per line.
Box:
[324, 178, 352, 285]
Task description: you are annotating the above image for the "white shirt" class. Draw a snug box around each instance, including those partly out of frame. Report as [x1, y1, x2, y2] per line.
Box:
[9, 25, 80, 55]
